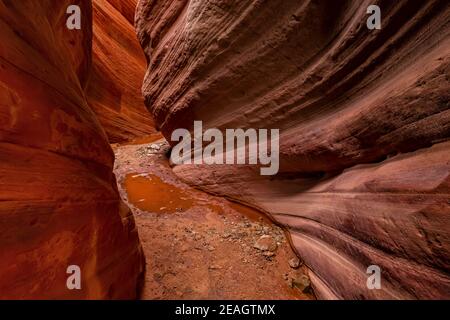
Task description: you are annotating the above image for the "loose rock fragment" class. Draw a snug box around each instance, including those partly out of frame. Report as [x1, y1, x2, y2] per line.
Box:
[288, 257, 301, 269]
[292, 274, 311, 293]
[253, 235, 277, 252]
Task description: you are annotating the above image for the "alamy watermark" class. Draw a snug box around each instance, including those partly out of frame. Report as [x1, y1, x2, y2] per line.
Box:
[66, 265, 81, 290]
[66, 5, 81, 30]
[366, 265, 381, 290]
[170, 121, 279, 176]
[367, 5, 381, 30]
[65, 4, 381, 31]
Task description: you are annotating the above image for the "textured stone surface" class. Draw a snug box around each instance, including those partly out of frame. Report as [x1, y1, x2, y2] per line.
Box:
[105, 0, 138, 24]
[0, 0, 144, 299]
[87, 0, 155, 143]
[136, 0, 450, 299]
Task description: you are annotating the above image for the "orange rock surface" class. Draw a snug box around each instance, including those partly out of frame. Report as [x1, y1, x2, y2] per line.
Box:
[136, 0, 450, 299]
[87, 0, 155, 143]
[0, 0, 144, 299]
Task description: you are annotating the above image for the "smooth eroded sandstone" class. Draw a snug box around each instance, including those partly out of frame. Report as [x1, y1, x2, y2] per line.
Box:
[136, 0, 450, 299]
[87, 0, 155, 143]
[0, 0, 144, 299]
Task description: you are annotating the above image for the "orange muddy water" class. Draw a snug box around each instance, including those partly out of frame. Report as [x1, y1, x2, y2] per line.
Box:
[124, 173, 195, 214]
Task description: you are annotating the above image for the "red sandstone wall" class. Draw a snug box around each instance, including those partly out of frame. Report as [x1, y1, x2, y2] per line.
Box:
[0, 0, 144, 299]
[87, 0, 155, 143]
[136, 0, 450, 299]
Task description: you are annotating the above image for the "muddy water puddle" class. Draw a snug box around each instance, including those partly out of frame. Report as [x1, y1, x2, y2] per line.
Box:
[123, 173, 197, 213]
[123, 172, 272, 223]
[228, 202, 273, 224]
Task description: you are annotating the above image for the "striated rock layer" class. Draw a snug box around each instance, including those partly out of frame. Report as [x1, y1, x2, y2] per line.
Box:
[87, 0, 155, 143]
[0, 0, 144, 298]
[136, 0, 450, 299]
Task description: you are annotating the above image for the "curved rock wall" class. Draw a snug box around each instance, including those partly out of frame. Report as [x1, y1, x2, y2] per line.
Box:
[0, 0, 144, 299]
[87, 0, 155, 143]
[136, 0, 450, 299]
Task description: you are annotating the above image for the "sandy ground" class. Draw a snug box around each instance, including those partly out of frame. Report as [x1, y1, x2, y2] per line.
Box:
[113, 138, 314, 300]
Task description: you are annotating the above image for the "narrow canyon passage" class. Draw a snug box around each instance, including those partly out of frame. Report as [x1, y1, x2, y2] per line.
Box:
[1, 0, 448, 300]
[113, 136, 314, 299]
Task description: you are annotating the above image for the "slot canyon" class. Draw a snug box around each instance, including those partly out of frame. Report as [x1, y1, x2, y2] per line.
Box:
[0, 0, 449, 300]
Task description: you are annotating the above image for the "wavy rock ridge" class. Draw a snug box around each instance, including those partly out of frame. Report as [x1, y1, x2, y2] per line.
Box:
[0, 0, 144, 298]
[136, 0, 450, 299]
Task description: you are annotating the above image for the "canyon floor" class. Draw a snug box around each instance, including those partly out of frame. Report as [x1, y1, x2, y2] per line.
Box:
[112, 136, 315, 300]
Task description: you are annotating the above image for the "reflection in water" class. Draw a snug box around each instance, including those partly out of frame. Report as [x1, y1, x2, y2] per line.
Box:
[123, 172, 273, 223]
[228, 202, 273, 224]
[124, 173, 195, 213]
